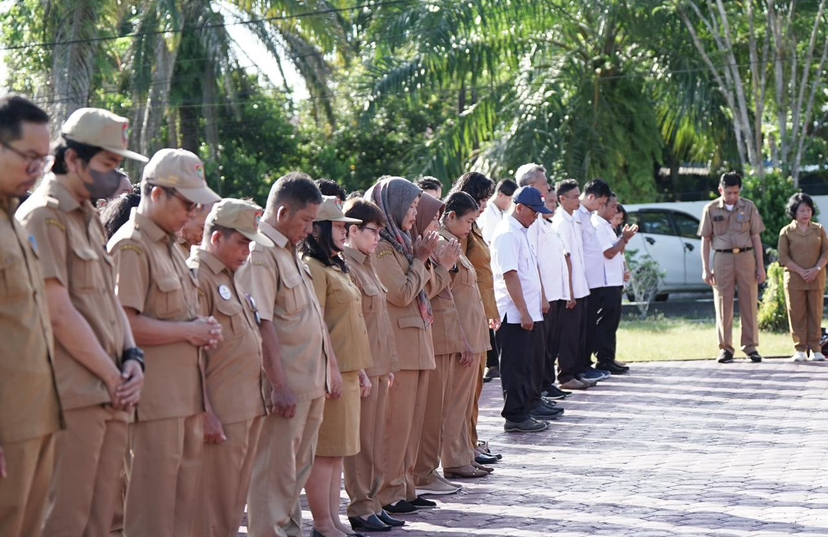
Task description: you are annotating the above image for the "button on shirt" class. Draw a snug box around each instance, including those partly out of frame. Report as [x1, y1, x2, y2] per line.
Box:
[528, 216, 570, 301]
[551, 209, 590, 299]
[578, 206, 605, 290]
[477, 201, 505, 245]
[592, 213, 625, 287]
[490, 215, 543, 323]
[698, 197, 765, 250]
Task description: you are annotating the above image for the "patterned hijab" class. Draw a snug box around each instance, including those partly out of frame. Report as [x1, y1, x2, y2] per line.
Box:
[365, 177, 433, 327]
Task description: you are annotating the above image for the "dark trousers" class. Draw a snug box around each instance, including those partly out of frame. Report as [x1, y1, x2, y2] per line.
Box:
[556, 297, 587, 383]
[540, 303, 559, 391]
[583, 291, 600, 367]
[486, 329, 499, 368]
[593, 286, 624, 363]
[497, 314, 543, 422]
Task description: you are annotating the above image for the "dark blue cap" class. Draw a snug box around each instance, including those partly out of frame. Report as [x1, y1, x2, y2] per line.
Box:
[513, 186, 553, 214]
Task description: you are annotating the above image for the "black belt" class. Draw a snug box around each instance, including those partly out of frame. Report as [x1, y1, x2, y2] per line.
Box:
[715, 247, 753, 254]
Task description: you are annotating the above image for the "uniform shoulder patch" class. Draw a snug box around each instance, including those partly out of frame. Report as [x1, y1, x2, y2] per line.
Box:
[252, 260, 271, 269]
[376, 249, 394, 260]
[44, 218, 66, 232]
[117, 243, 144, 256]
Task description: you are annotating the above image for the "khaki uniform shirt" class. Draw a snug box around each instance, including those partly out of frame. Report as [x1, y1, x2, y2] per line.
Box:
[373, 241, 435, 371]
[18, 178, 127, 411]
[778, 221, 828, 291]
[440, 228, 491, 354]
[698, 197, 765, 250]
[463, 222, 498, 321]
[429, 236, 462, 356]
[236, 221, 329, 402]
[107, 209, 203, 421]
[0, 197, 61, 445]
[304, 256, 373, 373]
[188, 249, 266, 425]
[342, 246, 398, 377]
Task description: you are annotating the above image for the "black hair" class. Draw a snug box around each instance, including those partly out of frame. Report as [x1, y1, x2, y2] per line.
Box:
[584, 178, 612, 199]
[315, 178, 347, 202]
[449, 171, 495, 204]
[496, 179, 518, 197]
[416, 177, 443, 193]
[346, 190, 364, 200]
[343, 198, 386, 229]
[786, 192, 816, 220]
[556, 178, 579, 198]
[100, 188, 140, 239]
[720, 171, 742, 189]
[442, 191, 479, 222]
[267, 171, 323, 215]
[300, 221, 348, 272]
[0, 95, 49, 144]
[51, 138, 105, 175]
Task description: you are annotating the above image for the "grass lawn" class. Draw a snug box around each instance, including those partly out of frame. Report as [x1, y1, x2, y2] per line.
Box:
[616, 316, 800, 362]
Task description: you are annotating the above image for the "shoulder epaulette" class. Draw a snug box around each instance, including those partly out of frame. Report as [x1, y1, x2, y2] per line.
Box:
[376, 249, 393, 260]
[44, 218, 65, 232]
[117, 244, 144, 256]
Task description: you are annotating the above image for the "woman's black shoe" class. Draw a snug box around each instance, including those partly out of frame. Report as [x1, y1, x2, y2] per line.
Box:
[382, 500, 417, 514]
[348, 515, 391, 532]
[377, 510, 405, 527]
[410, 496, 437, 509]
[475, 452, 498, 465]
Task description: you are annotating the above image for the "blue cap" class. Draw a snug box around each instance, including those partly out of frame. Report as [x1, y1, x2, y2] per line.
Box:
[513, 186, 553, 214]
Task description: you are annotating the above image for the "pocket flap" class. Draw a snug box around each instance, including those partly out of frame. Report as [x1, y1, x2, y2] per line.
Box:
[156, 276, 180, 292]
[281, 271, 301, 289]
[0, 254, 22, 270]
[398, 316, 425, 330]
[72, 246, 99, 261]
[216, 298, 242, 316]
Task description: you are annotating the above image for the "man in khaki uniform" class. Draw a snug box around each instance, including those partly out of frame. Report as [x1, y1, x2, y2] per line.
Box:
[188, 199, 272, 537]
[238, 172, 340, 537]
[177, 202, 214, 258]
[0, 95, 62, 537]
[699, 172, 767, 363]
[18, 108, 147, 537]
[108, 148, 222, 537]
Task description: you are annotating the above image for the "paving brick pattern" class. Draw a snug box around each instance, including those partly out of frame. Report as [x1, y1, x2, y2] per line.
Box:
[240, 359, 828, 536]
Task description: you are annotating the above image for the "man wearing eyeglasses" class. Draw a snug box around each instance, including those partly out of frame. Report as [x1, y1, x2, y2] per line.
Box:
[0, 95, 62, 537]
[107, 148, 223, 537]
[18, 107, 149, 537]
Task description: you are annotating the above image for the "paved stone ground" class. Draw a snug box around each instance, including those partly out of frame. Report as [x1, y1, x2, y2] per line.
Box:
[240, 359, 828, 536]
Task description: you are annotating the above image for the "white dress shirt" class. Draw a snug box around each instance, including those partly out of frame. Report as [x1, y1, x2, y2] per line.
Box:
[490, 215, 544, 324]
[477, 201, 505, 245]
[578, 205, 606, 290]
[592, 213, 625, 287]
[529, 216, 570, 302]
[551, 209, 590, 299]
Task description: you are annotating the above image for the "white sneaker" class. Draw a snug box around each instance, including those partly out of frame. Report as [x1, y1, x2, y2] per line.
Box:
[791, 351, 808, 362]
[811, 352, 826, 361]
[415, 479, 460, 496]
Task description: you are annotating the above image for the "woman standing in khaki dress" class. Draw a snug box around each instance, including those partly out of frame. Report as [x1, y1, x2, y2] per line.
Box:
[302, 196, 374, 537]
[778, 193, 828, 362]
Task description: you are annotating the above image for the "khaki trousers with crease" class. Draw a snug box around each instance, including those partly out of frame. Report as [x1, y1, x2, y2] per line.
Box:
[713, 251, 759, 354]
[442, 353, 482, 469]
[414, 355, 456, 486]
[0, 433, 55, 537]
[784, 285, 825, 352]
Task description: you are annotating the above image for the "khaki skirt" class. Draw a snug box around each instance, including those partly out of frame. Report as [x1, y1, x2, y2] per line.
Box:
[317, 370, 361, 457]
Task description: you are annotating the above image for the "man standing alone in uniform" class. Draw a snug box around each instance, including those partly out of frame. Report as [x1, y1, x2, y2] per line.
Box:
[0, 95, 62, 537]
[699, 172, 766, 363]
[108, 148, 222, 537]
[18, 108, 147, 537]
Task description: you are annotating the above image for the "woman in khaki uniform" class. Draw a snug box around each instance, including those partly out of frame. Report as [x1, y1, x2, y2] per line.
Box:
[302, 196, 373, 537]
[778, 193, 828, 362]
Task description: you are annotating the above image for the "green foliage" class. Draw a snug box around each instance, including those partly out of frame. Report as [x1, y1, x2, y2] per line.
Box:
[758, 262, 790, 333]
[740, 172, 799, 247]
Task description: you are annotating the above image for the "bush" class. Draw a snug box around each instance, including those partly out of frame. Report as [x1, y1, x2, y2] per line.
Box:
[626, 249, 664, 319]
[740, 172, 800, 247]
[757, 262, 789, 333]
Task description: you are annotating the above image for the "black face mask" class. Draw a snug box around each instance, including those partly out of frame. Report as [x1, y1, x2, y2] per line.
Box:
[84, 168, 126, 200]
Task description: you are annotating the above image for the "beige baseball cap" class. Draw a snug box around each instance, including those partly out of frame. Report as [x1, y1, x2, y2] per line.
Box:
[61, 108, 148, 162]
[206, 198, 274, 247]
[142, 148, 221, 205]
[315, 195, 362, 223]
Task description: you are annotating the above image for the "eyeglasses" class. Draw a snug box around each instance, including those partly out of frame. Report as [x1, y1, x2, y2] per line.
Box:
[361, 226, 381, 236]
[161, 187, 199, 213]
[0, 140, 53, 175]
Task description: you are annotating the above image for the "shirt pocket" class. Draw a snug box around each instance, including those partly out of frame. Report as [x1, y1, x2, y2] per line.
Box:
[362, 282, 382, 313]
[0, 252, 30, 302]
[154, 275, 186, 320]
[70, 245, 100, 293]
[216, 298, 243, 338]
[279, 270, 306, 314]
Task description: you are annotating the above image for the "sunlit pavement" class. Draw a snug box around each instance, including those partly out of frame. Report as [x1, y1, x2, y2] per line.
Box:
[240, 359, 828, 536]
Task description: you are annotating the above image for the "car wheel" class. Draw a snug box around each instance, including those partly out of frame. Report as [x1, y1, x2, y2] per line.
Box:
[654, 293, 669, 302]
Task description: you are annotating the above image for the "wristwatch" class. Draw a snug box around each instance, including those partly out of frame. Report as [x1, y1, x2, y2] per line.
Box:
[122, 347, 146, 372]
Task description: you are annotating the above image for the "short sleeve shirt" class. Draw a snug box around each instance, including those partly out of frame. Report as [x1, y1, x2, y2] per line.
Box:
[477, 202, 505, 245]
[552, 209, 590, 299]
[236, 221, 329, 402]
[188, 249, 266, 425]
[578, 206, 606, 290]
[490, 215, 543, 324]
[0, 197, 62, 444]
[698, 197, 765, 250]
[18, 178, 127, 410]
[107, 209, 203, 421]
[592, 213, 625, 287]
[529, 216, 570, 302]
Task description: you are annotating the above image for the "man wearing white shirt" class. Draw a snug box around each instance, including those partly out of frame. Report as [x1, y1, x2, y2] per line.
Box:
[551, 180, 595, 389]
[477, 179, 517, 244]
[592, 195, 637, 373]
[490, 187, 559, 433]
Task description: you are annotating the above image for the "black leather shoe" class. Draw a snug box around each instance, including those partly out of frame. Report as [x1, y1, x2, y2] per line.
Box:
[475, 452, 498, 465]
[383, 500, 417, 514]
[542, 385, 571, 399]
[717, 349, 734, 363]
[349, 515, 391, 532]
[410, 496, 437, 509]
[748, 352, 762, 363]
[377, 510, 405, 527]
[597, 361, 629, 374]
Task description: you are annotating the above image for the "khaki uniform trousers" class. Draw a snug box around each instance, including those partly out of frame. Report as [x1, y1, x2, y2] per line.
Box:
[414, 355, 456, 486]
[343, 374, 389, 517]
[442, 353, 482, 469]
[43, 405, 128, 537]
[469, 358, 485, 450]
[193, 416, 263, 537]
[377, 370, 429, 506]
[124, 414, 203, 537]
[246, 397, 324, 537]
[0, 433, 55, 537]
[784, 285, 825, 352]
[713, 251, 759, 354]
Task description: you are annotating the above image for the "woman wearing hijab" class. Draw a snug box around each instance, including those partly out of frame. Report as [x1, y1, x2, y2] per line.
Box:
[365, 178, 445, 513]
